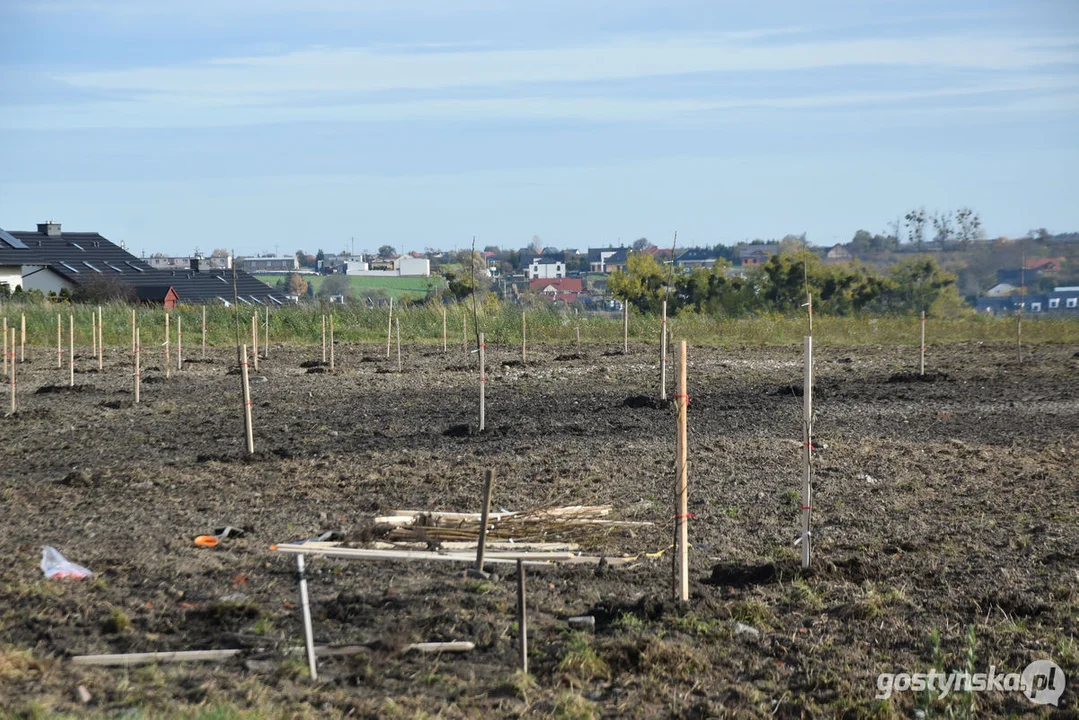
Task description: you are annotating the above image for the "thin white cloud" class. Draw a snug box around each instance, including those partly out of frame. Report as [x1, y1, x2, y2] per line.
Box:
[6, 76, 1078, 130]
[56, 33, 1079, 97]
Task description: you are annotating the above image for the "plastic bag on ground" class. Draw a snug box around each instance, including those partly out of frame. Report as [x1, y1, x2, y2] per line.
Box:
[41, 546, 93, 579]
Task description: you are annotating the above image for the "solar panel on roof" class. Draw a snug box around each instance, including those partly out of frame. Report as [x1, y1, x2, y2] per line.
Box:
[58, 261, 80, 273]
[124, 261, 145, 272]
[0, 229, 28, 249]
[83, 261, 101, 273]
[69, 241, 84, 251]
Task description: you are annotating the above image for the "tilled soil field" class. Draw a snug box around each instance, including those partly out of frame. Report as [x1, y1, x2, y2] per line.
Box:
[0, 339, 1076, 718]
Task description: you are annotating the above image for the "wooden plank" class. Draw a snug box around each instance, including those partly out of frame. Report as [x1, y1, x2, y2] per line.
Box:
[406, 641, 474, 654]
[270, 543, 637, 566]
[71, 649, 241, 666]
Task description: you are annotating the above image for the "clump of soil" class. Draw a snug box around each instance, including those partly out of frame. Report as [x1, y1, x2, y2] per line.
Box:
[887, 371, 949, 383]
[35, 384, 91, 394]
[623, 395, 671, 410]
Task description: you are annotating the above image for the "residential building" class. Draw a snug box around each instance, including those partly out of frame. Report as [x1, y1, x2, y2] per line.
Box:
[241, 256, 299, 273]
[823, 244, 853, 264]
[985, 282, 1018, 297]
[1026, 257, 1064, 273]
[393, 256, 431, 277]
[529, 277, 583, 302]
[147, 254, 232, 272]
[738, 244, 778, 266]
[527, 255, 565, 279]
[676, 247, 724, 269]
[587, 247, 621, 273]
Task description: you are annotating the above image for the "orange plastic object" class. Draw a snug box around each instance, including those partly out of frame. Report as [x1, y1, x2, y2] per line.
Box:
[194, 535, 220, 548]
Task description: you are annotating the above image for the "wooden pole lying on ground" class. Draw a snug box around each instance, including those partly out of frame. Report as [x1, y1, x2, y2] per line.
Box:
[329, 315, 335, 371]
[675, 340, 689, 602]
[164, 313, 171, 379]
[386, 298, 394, 358]
[201, 306, 207, 358]
[69, 314, 74, 387]
[240, 343, 254, 454]
[521, 309, 527, 364]
[475, 469, 495, 572]
[800, 336, 813, 570]
[97, 306, 103, 371]
[660, 300, 668, 400]
[623, 303, 629, 354]
[919, 311, 926, 376]
[478, 331, 486, 432]
[134, 328, 141, 403]
[297, 554, 318, 681]
[442, 306, 447, 353]
[71, 650, 242, 667]
[57, 313, 62, 370]
[396, 317, 402, 373]
[20, 313, 25, 364]
[177, 316, 183, 371]
[517, 559, 528, 673]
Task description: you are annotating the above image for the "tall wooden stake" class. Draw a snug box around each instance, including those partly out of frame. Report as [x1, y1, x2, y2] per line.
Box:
[478, 331, 486, 432]
[329, 315, 335, 371]
[1016, 306, 1023, 363]
[164, 313, 171, 379]
[134, 328, 141, 403]
[131, 309, 136, 355]
[250, 314, 258, 371]
[68, 314, 74, 387]
[20, 313, 25, 364]
[2, 317, 7, 377]
[442, 306, 447, 353]
[97, 306, 103, 371]
[517, 559, 528, 673]
[321, 315, 327, 364]
[919, 311, 926, 376]
[386, 297, 393, 358]
[177, 315, 183, 371]
[660, 300, 668, 400]
[297, 554, 318, 682]
[395, 317, 402, 373]
[264, 307, 269, 359]
[675, 341, 689, 602]
[475, 469, 495, 572]
[801, 336, 814, 569]
[57, 313, 62, 369]
[623, 303, 629, 354]
[201, 306, 207, 358]
[240, 343, 255, 454]
[462, 316, 467, 356]
[9, 328, 15, 414]
[521, 309, 527, 364]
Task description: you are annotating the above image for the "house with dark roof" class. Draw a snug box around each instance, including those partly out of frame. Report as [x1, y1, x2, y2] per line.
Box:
[587, 247, 622, 273]
[1, 222, 283, 306]
[738, 244, 778, 266]
[676, 247, 724, 269]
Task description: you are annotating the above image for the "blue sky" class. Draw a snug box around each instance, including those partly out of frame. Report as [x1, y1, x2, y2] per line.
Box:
[1, 0, 1076, 257]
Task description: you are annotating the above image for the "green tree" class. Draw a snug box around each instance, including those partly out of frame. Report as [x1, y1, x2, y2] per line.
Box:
[879, 255, 964, 316]
[378, 245, 396, 258]
[285, 273, 308, 296]
[318, 274, 352, 299]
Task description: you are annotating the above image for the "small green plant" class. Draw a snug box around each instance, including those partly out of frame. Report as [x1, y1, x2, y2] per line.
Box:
[103, 607, 132, 634]
[464, 579, 495, 594]
[613, 612, 644, 632]
[558, 634, 610, 686]
[731, 599, 773, 628]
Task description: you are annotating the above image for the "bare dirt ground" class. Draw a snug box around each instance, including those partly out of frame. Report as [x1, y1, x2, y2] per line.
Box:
[0, 338, 1076, 718]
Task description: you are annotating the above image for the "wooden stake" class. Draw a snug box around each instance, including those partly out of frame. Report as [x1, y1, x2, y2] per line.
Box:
[442, 306, 447, 353]
[97, 306, 103, 371]
[329, 315, 335, 371]
[478, 331, 486, 432]
[57, 313, 62, 369]
[623, 303, 629, 354]
[321, 315, 327, 364]
[201, 306, 207, 358]
[9, 328, 15, 414]
[131, 309, 136, 355]
[264, 307, 269, 359]
[69, 314, 74, 387]
[576, 323, 581, 354]
[164, 313, 171, 379]
[86, 317, 91, 373]
[134, 328, 141, 404]
[675, 340, 689, 602]
[386, 298, 393, 358]
[521, 309, 527, 364]
[660, 300, 668, 400]
[177, 315, 182, 371]
[517, 559, 528, 673]
[20, 313, 25, 364]
[240, 343, 254, 454]
[475, 469, 495, 572]
[396, 317, 402, 372]
[462, 316, 467, 356]
[919, 311, 926, 376]
[250, 314, 258, 371]
[801, 336, 813, 570]
[297, 554, 318, 681]
[71, 650, 242, 667]
[2, 317, 7, 377]
[1016, 305, 1023, 363]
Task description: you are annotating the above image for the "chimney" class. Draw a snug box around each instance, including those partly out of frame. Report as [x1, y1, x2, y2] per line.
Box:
[190, 257, 201, 273]
[37, 221, 61, 236]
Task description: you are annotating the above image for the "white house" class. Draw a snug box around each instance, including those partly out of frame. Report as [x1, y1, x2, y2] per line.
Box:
[394, 256, 430, 277]
[527, 256, 565, 279]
